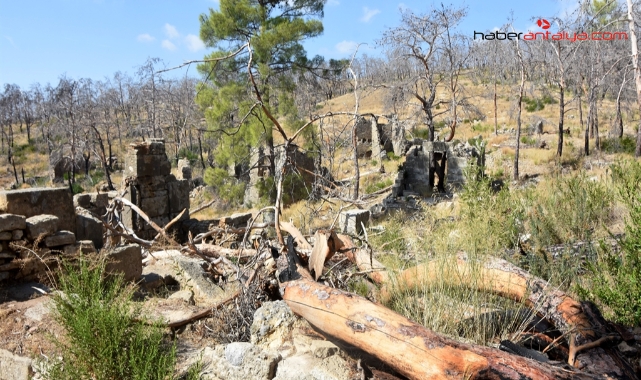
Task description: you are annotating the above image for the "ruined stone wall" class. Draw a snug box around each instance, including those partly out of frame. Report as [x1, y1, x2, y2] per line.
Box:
[123, 139, 190, 240]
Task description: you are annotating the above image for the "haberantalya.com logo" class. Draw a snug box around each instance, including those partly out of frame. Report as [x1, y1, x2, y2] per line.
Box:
[474, 18, 629, 41]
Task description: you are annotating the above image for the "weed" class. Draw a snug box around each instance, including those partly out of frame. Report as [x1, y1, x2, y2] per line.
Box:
[46, 256, 176, 380]
[364, 178, 393, 194]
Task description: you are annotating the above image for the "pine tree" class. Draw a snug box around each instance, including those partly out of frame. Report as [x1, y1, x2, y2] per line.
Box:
[196, 0, 324, 204]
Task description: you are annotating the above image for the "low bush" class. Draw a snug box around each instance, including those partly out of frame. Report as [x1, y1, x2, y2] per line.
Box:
[577, 160, 641, 325]
[46, 257, 176, 380]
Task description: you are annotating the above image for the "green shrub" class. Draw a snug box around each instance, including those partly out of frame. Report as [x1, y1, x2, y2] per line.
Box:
[577, 160, 641, 325]
[204, 167, 246, 205]
[415, 128, 430, 140]
[71, 182, 84, 195]
[365, 178, 393, 194]
[600, 135, 636, 155]
[523, 95, 556, 112]
[386, 152, 401, 160]
[46, 257, 176, 380]
[520, 135, 536, 145]
[178, 147, 199, 165]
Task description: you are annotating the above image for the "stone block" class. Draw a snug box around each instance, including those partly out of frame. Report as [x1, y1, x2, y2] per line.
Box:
[220, 212, 252, 228]
[73, 193, 92, 208]
[76, 212, 104, 249]
[140, 195, 168, 217]
[11, 229, 23, 240]
[0, 214, 26, 232]
[338, 209, 370, 235]
[0, 187, 75, 233]
[125, 154, 171, 178]
[63, 240, 97, 255]
[45, 230, 76, 247]
[175, 256, 239, 306]
[0, 231, 11, 240]
[105, 244, 142, 282]
[25, 215, 59, 240]
[167, 179, 190, 214]
[178, 159, 192, 180]
[0, 349, 32, 380]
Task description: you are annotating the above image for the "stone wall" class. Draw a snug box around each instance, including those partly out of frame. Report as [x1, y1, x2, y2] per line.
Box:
[0, 213, 96, 283]
[0, 187, 76, 233]
[122, 139, 190, 240]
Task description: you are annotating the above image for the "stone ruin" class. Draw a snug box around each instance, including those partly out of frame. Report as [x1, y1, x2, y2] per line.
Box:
[391, 139, 484, 198]
[0, 187, 104, 283]
[355, 115, 406, 159]
[122, 139, 191, 240]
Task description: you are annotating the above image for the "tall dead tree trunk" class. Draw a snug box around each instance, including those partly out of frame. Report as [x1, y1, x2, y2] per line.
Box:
[514, 36, 525, 180]
[626, 0, 641, 157]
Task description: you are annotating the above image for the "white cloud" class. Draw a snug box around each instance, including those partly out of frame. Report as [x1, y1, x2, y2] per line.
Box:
[137, 33, 155, 42]
[4, 36, 15, 47]
[360, 7, 380, 22]
[185, 34, 205, 52]
[164, 23, 179, 39]
[335, 40, 358, 54]
[162, 39, 177, 51]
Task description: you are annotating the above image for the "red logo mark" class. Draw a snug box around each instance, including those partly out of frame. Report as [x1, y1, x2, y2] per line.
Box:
[537, 19, 550, 29]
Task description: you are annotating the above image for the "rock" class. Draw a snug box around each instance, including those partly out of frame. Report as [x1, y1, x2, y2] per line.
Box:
[0, 214, 26, 232]
[0, 231, 11, 240]
[251, 301, 298, 347]
[0, 349, 32, 380]
[11, 229, 23, 240]
[339, 209, 370, 235]
[274, 354, 349, 380]
[44, 230, 76, 247]
[311, 340, 340, 359]
[175, 256, 239, 306]
[25, 214, 59, 240]
[62, 240, 96, 255]
[0, 188, 76, 233]
[76, 210, 104, 249]
[105, 244, 142, 282]
[618, 341, 638, 356]
[195, 345, 280, 380]
[168, 289, 194, 305]
[225, 342, 255, 366]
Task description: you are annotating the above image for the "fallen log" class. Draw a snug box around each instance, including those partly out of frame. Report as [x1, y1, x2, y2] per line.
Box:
[371, 253, 636, 379]
[282, 278, 595, 380]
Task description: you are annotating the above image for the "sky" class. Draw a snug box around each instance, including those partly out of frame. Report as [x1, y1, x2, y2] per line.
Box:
[0, 0, 573, 89]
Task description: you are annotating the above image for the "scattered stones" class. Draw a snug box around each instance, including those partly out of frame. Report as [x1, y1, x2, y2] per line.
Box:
[198, 344, 280, 380]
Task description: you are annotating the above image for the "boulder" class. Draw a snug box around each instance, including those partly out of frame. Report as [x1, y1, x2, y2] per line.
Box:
[196, 344, 280, 380]
[0, 214, 26, 232]
[105, 244, 142, 282]
[25, 215, 59, 240]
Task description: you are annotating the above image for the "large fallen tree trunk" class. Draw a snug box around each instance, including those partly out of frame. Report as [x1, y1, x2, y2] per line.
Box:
[378, 252, 635, 378]
[282, 278, 596, 380]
